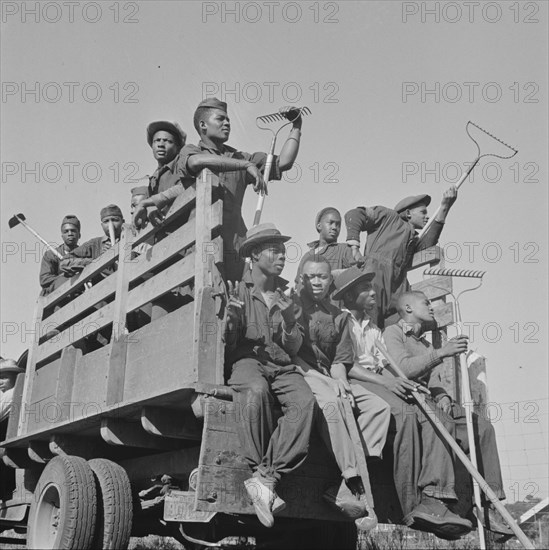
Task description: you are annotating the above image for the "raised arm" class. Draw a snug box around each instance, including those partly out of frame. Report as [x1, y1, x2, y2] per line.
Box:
[417, 186, 458, 249]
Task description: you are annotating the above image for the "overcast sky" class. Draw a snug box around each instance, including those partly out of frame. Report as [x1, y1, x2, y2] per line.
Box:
[1, 1, 547, 501]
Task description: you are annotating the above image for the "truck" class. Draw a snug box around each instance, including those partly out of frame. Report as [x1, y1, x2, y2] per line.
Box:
[0, 170, 447, 549]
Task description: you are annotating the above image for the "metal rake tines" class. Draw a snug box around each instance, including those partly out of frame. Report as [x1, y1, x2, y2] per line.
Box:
[423, 268, 486, 279]
[256, 106, 312, 125]
[467, 121, 519, 159]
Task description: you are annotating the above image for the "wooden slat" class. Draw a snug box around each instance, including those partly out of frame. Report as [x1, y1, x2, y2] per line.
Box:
[36, 252, 197, 364]
[433, 302, 454, 329]
[141, 407, 202, 440]
[411, 275, 452, 301]
[409, 246, 441, 269]
[5, 372, 25, 441]
[54, 346, 81, 423]
[106, 225, 135, 406]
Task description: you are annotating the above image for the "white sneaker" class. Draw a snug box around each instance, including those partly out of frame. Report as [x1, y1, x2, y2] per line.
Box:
[244, 478, 284, 528]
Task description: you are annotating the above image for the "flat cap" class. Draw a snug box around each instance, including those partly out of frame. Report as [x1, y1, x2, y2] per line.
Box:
[100, 204, 123, 220]
[195, 97, 228, 113]
[61, 215, 80, 230]
[332, 266, 376, 301]
[131, 186, 149, 197]
[394, 194, 431, 214]
[146, 121, 186, 148]
[240, 223, 290, 258]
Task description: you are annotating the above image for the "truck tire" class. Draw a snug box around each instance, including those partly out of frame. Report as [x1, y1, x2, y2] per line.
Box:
[89, 458, 133, 550]
[27, 454, 97, 550]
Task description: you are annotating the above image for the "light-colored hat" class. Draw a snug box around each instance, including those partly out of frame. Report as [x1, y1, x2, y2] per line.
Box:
[0, 358, 24, 375]
[240, 223, 291, 258]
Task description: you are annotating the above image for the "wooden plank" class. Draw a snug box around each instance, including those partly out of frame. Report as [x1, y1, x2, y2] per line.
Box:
[194, 287, 221, 385]
[5, 372, 25, 441]
[141, 407, 202, 440]
[54, 346, 80, 423]
[36, 252, 197, 364]
[18, 297, 45, 436]
[433, 302, 454, 329]
[409, 246, 441, 269]
[100, 418, 183, 450]
[106, 225, 135, 406]
[411, 275, 453, 301]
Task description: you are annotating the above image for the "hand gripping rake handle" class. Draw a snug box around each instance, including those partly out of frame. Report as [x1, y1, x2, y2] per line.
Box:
[252, 107, 311, 226]
[8, 213, 64, 260]
[419, 121, 518, 238]
[374, 340, 534, 549]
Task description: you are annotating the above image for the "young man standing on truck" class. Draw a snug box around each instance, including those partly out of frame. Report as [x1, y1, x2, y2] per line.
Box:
[39, 215, 81, 295]
[225, 223, 317, 529]
[383, 291, 512, 536]
[344, 188, 458, 327]
[294, 258, 389, 529]
[133, 98, 304, 282]
[335, 270, 474, 540]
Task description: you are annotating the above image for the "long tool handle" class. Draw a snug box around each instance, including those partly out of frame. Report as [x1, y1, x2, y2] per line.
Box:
[252, 136, 276, 227]
[418, 156, 480, 239]
[16, 216, 64, 259]
[108, 220, 116, 247]
[374, 340, 535, 549]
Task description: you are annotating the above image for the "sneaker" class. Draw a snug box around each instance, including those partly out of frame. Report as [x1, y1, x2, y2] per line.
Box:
[244, 478, 282, 528]
[323, 482, 368, 520]
[404, 495, 473, 540]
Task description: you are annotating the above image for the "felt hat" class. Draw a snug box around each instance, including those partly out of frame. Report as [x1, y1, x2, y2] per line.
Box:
[0, 358, 24, 375]
[146, 121, 186, 147]
[394, 194, 431, 214]
[100, 204, 123, 220]
[195, 97, 228, 114]
[131, 186, 149, 197]
[240, 223, 291, 258]
[315, 207, 340, 228]
[332, 266, 376, 301]
[61, 215, 80, 231]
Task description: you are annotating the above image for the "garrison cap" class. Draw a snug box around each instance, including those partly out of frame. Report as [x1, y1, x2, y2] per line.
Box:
[146, 121, 186, 148]
[131, 186, 149, 197]
[0, 358, 24, 375]
[332, 266, 376, 301]
[315, 207, 340, 228]
[61, 215, 80, 231]
[240, 223, 291, 258]
[394, 194, 431, 214]
[195, 97, 228, 114]
[100, 204, 124, 221]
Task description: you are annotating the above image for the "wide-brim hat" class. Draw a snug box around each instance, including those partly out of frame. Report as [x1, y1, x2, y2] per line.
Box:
[332, 266, 376, 300]
[0, 358, 25, 375]
[146, 121, 187, 148]
[240, 223, 291, 258]
[394, 194, 431, 214]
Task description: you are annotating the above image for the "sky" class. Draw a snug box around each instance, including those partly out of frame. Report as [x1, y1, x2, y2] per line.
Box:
[1, 1, 548, 501]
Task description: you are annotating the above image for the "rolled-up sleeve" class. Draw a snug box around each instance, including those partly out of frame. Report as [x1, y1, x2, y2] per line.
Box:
[345, 207, 376, 248]
[151, 182, 184, 210]
[281, 324, 303, 356]
[176, 145, 202, 178]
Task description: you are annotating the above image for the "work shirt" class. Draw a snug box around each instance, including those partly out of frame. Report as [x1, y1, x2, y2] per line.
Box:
[294, 291, 354, 375]
[0, 388, 14, 423]
[383, 319, 448, 401]
[343, 310, 386, 374]
[148, 156, 181, 197]
[64, 236, 119, 280]
[345, 206, 444, 322]
[225, 270, 301, 367]
[39, 243, 75, 295]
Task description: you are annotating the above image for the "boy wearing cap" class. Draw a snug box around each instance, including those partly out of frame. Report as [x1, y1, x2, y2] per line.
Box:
[134, 98, 304, 282]
[383, 291, 510, 536]
[225, 223, 316, 529]
[39, 215, 81, 295]
[344, 187, 458, 327]
[335, 270, 474, 539]
[294, 258, 390, 528]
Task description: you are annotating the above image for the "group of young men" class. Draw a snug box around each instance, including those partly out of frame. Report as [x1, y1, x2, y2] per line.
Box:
[34, 97, 509, 540]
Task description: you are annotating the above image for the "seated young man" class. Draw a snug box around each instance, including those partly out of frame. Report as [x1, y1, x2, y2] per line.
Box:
[294, 258, 390, 529]
[134, 98, 304, 282]
[225, 223, 316, 529]
[344, 188, 457, 327]
[383, 291, 511, 536]
[333, 268, 472, 540]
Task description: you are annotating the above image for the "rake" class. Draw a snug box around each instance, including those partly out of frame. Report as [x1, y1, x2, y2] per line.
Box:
[419, 121, 518, 238]
[423, 266, 488, 547]
[252, 106, 311, 226]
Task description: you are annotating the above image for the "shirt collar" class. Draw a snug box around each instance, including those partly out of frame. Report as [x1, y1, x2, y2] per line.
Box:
[299, 290, 331, 313]
[306, 239, 338, 250]
[343, 308, 372, 327]
[398, 319, 425, 338]
[242, 269, 289, 291]
[197, 139, 236, 156]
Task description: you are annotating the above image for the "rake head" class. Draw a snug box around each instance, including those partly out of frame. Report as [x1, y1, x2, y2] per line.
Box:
[423, 267, 486, 279]
[256, 106, 311, 127]
[8, 213, 25, 228]
[466, 121, 518, 160]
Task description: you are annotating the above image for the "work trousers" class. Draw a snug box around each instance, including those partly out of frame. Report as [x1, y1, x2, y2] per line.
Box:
[354, 380, 457, 516]
[305, 375, 390, 481]
[438, 403, 506, 516]
[228, 358, 317, 485]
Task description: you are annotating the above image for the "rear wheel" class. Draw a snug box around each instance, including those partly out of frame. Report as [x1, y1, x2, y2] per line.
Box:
[89, 458, 133, 550]
[27, 455, 97, 550]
